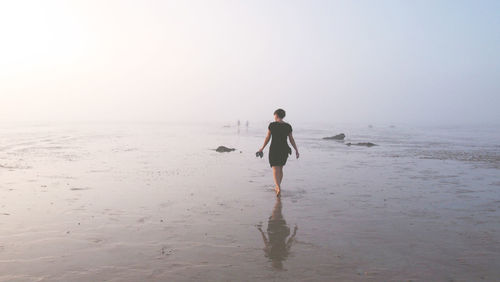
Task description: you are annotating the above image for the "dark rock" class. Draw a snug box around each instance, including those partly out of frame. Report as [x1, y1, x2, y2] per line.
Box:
[215, 146, 236, 152]
[346, 142, 377, 147]
[323, 133, 345, 140]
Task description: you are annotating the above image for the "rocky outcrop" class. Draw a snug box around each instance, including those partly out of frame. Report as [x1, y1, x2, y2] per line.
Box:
[215, 146, 236, 152]
[346, 142, 377, 147]
[323, 133, 345, 140]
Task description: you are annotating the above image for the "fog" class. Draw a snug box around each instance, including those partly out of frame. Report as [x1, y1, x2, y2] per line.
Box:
[1, 0, 498, 125]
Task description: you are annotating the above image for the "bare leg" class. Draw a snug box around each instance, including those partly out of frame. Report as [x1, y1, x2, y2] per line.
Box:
[272, 166, 280, 188]
[272, 166, 283, 197]
[277, 166, 283, 186]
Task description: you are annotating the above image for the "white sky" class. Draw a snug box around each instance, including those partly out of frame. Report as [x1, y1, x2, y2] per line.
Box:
[0, 0, 498, 125]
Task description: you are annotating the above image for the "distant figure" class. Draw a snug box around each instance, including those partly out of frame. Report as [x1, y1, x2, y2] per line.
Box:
[257, 109, 299, 197]
[237, 120, 241, 127]
[257, 197, 298, 270]
[245, 120, 249, 127]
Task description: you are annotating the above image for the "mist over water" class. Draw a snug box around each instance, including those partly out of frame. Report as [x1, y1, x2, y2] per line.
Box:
[1, 0, 499, 280]
[1, 0, 499, 124]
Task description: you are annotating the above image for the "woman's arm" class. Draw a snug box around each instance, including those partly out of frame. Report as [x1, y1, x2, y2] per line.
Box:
[288, 132, 299, 159]
[258, 130, 271, 152]
[286, 224, 298, 251]
[257, 226, 269, 247]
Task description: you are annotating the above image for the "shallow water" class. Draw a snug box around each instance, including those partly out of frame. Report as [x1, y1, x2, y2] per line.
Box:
[1, 122, 499, 281]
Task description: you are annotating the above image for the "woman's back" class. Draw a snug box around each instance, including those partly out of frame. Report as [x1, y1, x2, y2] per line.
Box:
[269, 122, 292, 150]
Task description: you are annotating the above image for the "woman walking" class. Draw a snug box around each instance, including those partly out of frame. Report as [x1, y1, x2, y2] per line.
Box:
[257, 109, 299, 197]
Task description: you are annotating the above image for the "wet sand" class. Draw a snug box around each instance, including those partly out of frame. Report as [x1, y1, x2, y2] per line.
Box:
[1, 122, 500, 281]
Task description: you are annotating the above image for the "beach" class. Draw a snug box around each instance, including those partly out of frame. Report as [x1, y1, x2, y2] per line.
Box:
[1, 122, 499, 281]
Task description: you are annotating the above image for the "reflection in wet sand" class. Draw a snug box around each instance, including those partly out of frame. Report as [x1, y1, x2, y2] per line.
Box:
[257, 197, 298, 270]
[2, 123, 500, 280]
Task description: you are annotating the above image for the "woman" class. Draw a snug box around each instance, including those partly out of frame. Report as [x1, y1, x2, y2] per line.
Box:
[257, 109, 299, 197]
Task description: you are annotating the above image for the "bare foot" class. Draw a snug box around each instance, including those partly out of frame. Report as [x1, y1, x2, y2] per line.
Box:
[275, 186, 281, 197]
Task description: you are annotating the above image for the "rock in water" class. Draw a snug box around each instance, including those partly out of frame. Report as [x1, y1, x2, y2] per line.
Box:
[346, 142, 377, 147]
[323, 133, 346, 140]
[215, 146, 236, 152]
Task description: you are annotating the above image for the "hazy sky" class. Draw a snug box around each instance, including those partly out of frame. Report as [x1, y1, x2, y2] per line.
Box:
[0, 0, 498, 124]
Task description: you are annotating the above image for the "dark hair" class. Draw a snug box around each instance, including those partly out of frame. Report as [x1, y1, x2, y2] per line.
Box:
[274, 108, 286, 118]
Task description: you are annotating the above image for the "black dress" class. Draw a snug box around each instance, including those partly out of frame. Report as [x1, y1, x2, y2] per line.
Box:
[268, 122, 292, 167]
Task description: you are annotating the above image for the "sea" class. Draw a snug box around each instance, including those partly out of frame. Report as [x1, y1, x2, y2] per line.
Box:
[1, 121, 499, 281]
